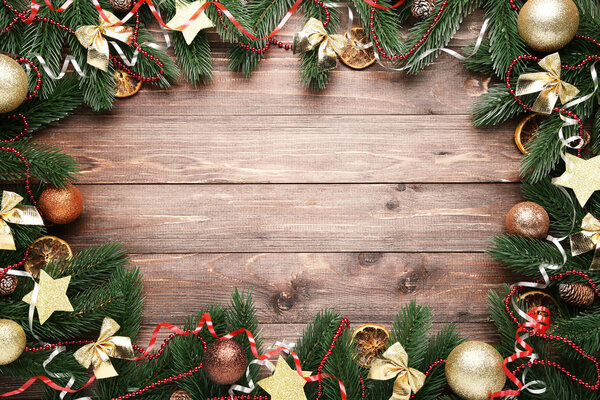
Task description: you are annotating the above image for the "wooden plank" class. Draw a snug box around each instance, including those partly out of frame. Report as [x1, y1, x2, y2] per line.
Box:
[54, 183, 522, 253]
[133, 252, 513, 326]
[44, 115, 519, 184]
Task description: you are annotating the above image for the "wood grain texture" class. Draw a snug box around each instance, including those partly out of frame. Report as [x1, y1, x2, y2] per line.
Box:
[53, 183, 522, 253]
[43, 115, 519, 184]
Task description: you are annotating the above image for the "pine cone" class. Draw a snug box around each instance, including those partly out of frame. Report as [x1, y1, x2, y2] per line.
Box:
[559, 283, 595, 307]
[411, 0, 436, 18]
[109, 0, 133, 13]
[170, 390, 191, 400]
[0, 275, 17, 296]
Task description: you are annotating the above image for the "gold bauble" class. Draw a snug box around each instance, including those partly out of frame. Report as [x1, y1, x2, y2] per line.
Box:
[0, 319, 26, 365]
[518, 0, 579, 52]
[445, 341, 506, 400]
[0, 54, 28, 114]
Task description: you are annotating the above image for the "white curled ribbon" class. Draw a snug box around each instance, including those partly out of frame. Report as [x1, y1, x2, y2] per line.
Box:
[6, 269, 90, 400]
[557, 60, 598, 154]
[373, 17, 490, 71]
[19, 6, 171, 80]
[228, 339, 296, 396]
[507, 236, 567, 396]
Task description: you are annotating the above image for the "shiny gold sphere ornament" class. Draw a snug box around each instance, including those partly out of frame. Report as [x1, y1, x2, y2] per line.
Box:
[38, 185, 84, 225]
[0, 319, 27, 365]
[445, 341, 506, 400]
[517, 0, 579, 53]
[506, 201, 550, 239]
[0, 54, 28, 114]
[203, 339, 248, 385]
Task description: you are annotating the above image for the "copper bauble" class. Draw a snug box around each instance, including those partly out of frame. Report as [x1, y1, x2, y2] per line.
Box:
[0, 54, 28, 114]
[38, 185, 84, 225]
[0, 319, 26, 365]
[445, 341, 506, 400]
[203, 340, 248, 385]
[506, 201, 550, 239]
[517, 0, 579, 52]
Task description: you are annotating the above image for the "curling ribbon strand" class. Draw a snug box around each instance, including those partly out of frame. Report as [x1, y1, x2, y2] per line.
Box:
[132, 313, 348, 400]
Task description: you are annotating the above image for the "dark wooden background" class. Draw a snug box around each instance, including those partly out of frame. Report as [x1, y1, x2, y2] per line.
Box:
[39, 9, 520, 347]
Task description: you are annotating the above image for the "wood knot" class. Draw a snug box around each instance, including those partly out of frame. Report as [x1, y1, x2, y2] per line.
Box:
[397, 268, 428, 294]
[396, 184, 406, 192]
[358, 252, 382, 266]
[386, 200, 399, 210]
[273, 291, 295, 312]
[464, 75, 491, 97]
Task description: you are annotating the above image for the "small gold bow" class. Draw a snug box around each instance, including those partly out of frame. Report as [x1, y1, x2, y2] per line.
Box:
[293, 18, 347, 72]
[571, 213, 600, 270]
[516, 53, 579, 115]
[75, 10, 133, 71]
[368, 342, 426, 400]
[0, 191, 44, 251]
[73, 317, 134, 379]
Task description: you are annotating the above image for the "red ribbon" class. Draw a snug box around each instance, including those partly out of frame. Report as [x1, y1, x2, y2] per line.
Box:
[490, 306, 551, 399]
[21, 0, 407, 38]
[0, 374, 95, 397]
[132, 313, 348, 399]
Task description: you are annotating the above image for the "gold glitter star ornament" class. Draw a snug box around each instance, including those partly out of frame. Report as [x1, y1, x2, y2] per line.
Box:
[166, 0, 215, 45]
[258, 356, 312, 400]
[22, 270, 73, 325]
[553, 153, 600, 207]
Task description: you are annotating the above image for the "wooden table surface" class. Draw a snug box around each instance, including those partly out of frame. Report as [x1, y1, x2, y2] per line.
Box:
[39, 9, 520, 347]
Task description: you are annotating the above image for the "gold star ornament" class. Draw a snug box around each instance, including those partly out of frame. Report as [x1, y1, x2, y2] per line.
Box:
[258, 356, 312, 400]
[166, 0, 215, 45]
[553, 153, 600, 207]
[23, 270, 74, 325]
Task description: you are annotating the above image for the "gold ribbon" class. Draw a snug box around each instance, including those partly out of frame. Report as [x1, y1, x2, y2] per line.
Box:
[75, 10, 133, 71]
[293, 18, 347, 72]
[516, 52, 580, 115]
[73, 317, 135, 379]
[571, 213, 600, 270]
[368, 342, 426, 400]
[0, 191, 44, 251]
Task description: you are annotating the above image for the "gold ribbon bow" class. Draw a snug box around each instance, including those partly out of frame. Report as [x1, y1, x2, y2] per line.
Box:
[73, 317, 135, 379]
[368, 342, 426, 400]
[75, 10, 133, 71]
[293, 18, 348, 72]
[516, 52, 579, 115]
[0, 191, 44, 251]
[571, 213, 600, 270]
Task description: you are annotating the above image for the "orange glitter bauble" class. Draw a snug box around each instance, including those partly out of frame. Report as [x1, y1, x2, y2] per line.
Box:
[38, 185, 84, 225]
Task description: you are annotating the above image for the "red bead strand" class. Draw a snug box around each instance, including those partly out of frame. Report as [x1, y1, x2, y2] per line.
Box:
[502, 270, 600, 391]
[25, 340, 95, 352]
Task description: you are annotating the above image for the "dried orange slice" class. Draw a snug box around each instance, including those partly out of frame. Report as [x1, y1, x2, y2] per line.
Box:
[24, 236, 72, 278]
[514, 113, 545, 154]
[114, 69, 143, 98]
[519, 290, 561, 323]
[352, 323, 389, 368]
[341, 27, 376, 70]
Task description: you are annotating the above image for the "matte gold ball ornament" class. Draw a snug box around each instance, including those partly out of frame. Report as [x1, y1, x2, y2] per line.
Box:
[203, 339, 248, 385]
[0, 54, 29, 114]
[517, 0, 579, 52]
[445, 341, 506, 400]
[0, 319, 27, 366]
[506, 201, 550, 239]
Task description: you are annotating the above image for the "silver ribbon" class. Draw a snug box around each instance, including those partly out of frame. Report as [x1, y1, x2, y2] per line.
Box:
[228, 339, 296, 396]
[6, 269, 91, 400]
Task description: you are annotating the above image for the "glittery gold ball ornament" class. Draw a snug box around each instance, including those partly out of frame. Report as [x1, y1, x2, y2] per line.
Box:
[445, 341, 506, 400]
[203, 340, 248, 385]
[517, 0, 579, 53]
[38, 185, 84, 225]
[0, 319, 26, 366]
[0, 54, 28, 114]
[506, 201, 550, 239]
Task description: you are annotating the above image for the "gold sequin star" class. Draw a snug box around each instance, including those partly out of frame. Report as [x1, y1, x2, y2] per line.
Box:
[553, 153, 600, 207]
[166, 0, 215, 45]
[23, 270, 73, 325]
[258, 356, 312, 400]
